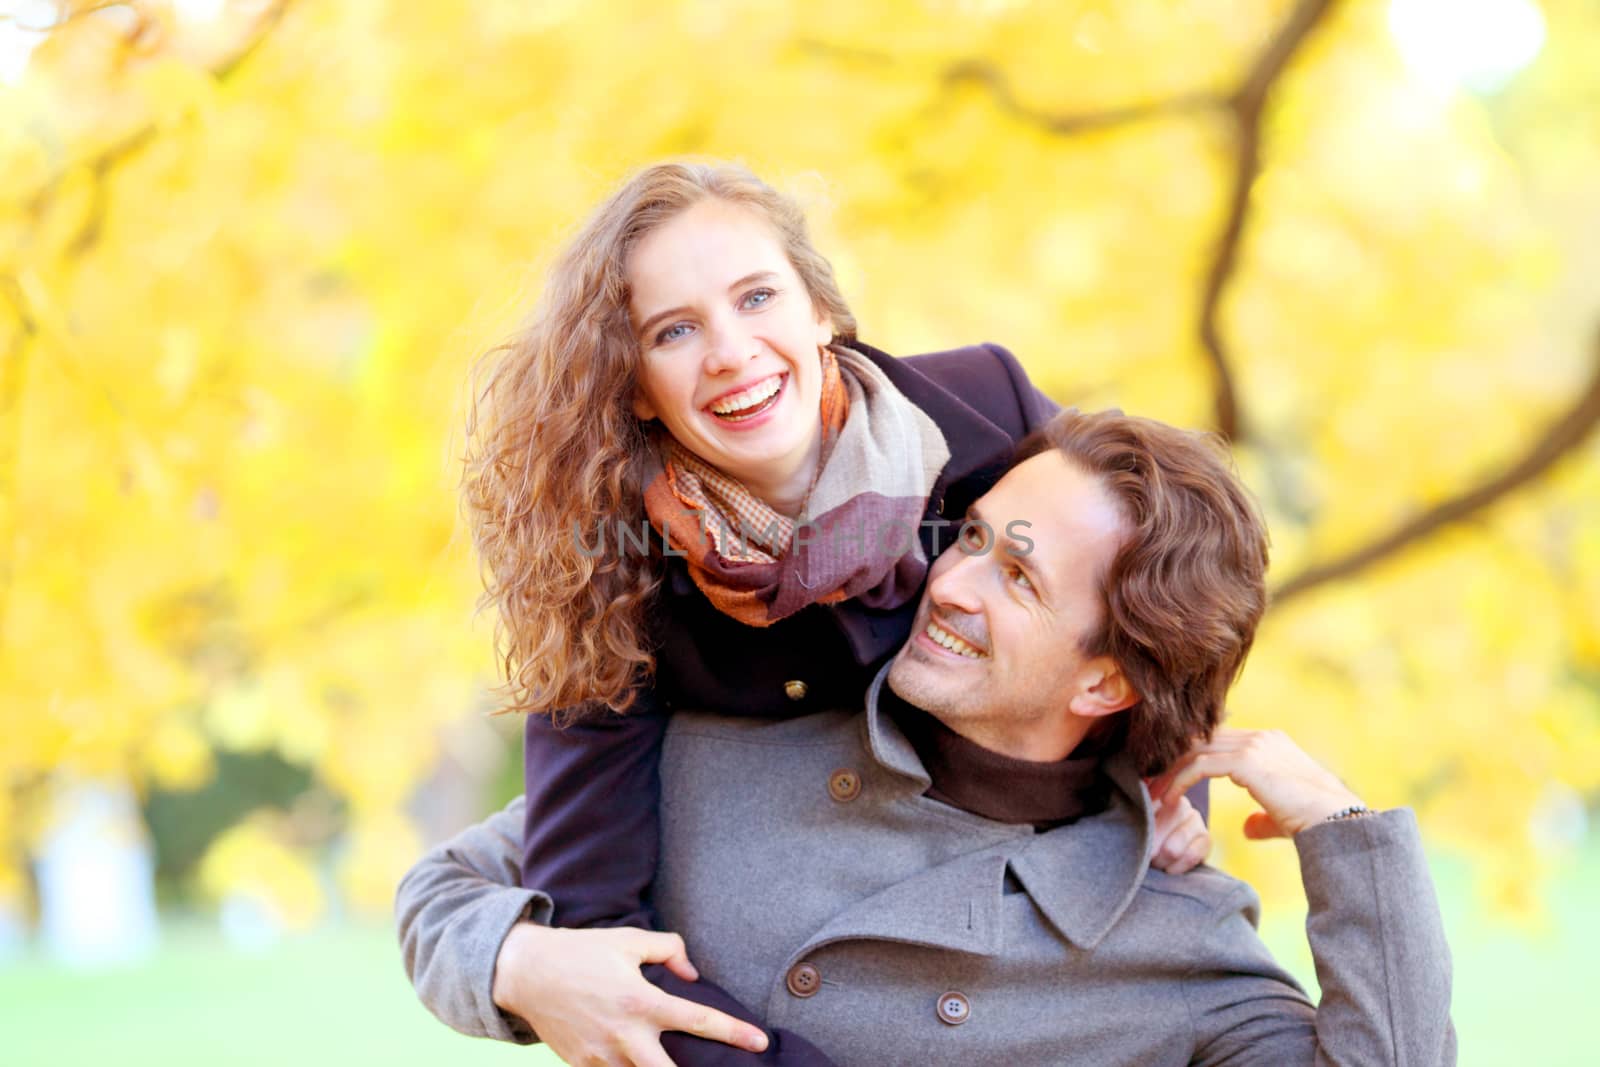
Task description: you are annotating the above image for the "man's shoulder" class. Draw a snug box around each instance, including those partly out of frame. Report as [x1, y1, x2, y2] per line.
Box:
[1139, 864, 1259, 915]
[1118, 864, 1264, 961]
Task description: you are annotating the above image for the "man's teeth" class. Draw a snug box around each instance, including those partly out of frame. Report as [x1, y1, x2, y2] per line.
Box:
[709, 375, 782, 416]
[925, 621, 984, 659]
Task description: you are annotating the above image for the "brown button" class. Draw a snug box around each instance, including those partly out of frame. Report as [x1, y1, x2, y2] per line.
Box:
[786, 962, 821, 998]
[827, 768, 861, 802]
[784, 679, 808, 701]
[936, 991, 971, 1026]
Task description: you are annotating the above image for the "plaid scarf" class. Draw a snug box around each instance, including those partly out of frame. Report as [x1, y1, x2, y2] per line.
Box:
[641, 344, 951, 627]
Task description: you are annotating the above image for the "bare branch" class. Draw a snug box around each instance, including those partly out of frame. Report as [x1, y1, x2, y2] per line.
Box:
[928, 0, 1342, 441]
[1272, 326, 1600, 606]
[942, 60, 1219, 134]
[1199, 0, 1340, 442]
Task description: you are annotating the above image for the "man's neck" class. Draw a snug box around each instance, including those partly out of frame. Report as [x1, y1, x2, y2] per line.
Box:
[882, 691, 1112, 830]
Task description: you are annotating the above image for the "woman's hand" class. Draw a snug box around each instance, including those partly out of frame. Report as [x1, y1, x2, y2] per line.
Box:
[1154, 727, 1365, 839]
[1148, 792, 1211, 874]
[492, 923, 769, 1067]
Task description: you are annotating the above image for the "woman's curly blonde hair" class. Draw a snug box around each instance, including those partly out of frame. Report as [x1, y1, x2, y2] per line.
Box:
[464, 161, 858, 719]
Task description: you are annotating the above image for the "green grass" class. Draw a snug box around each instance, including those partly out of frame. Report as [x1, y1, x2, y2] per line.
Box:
[3, 846, 1593, 1065]
[0, 922, 557, 1067]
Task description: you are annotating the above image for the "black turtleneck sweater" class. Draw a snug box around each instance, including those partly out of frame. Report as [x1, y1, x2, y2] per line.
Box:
[882, 689, 1112, 830]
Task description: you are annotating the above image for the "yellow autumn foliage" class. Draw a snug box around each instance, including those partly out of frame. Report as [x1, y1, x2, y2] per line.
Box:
[2, 0, 1597, 920]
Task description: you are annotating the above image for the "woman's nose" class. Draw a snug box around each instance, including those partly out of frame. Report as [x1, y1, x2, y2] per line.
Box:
[701, 318, 751, 374]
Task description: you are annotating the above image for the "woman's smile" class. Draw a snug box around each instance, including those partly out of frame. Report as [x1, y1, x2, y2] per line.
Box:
[705, 372, 787, 424]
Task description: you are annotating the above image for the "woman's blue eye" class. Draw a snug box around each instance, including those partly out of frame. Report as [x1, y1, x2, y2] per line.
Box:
[655, 322, 693, 345]
[741, 288, 775, 309]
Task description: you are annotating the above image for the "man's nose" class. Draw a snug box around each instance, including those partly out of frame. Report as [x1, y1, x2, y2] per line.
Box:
[926, 548, 984, 616]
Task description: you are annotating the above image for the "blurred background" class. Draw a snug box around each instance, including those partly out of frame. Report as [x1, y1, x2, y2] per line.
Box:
[1, 0, 1596, 1063]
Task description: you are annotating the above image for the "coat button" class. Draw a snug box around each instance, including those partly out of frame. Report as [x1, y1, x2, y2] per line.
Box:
[827, 768, 861, 803]
[784, 679, 808, 701]
[936, 991, 971, 1026]
[785, 962, 821, 998]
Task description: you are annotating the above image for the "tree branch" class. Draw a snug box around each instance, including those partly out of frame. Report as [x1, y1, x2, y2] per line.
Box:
[942, 60, 1219, 134]
[1272, 326, 1600, 606]
[1198, 0, 1339, 442]
[936, 0, 1342, 441]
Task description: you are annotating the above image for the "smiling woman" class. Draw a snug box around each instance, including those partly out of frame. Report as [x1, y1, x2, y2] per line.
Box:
[626, 199, 835, 515]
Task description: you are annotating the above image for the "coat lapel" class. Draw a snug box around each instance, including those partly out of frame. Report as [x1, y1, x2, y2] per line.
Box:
[1006, 755, 1154, 950]
[795, 843, 1015, 959]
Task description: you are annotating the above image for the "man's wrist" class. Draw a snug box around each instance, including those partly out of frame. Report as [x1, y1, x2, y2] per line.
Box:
[1276, 791, 1366, 836]
[492, 920, 548, 1019]
[1320, 803, 1373, 824]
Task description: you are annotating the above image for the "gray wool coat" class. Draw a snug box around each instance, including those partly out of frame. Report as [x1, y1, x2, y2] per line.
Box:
[397, 671, 1456, 1066]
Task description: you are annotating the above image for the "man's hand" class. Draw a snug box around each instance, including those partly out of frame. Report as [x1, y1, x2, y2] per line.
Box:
[1149, 793, 1211, 873]
[492, 923, 769, 1067]
[1155, 728, 1364, 839]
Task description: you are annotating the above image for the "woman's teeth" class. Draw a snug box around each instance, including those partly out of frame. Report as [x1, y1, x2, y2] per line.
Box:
[925, 621, 985, 659]
[708, 374, 783, 420]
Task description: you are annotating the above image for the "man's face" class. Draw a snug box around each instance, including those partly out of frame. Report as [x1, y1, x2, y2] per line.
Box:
[887, 451, 1130, 761]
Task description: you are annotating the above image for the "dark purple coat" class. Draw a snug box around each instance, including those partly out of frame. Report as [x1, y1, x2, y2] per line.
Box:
[516, 341, 1201, 1064]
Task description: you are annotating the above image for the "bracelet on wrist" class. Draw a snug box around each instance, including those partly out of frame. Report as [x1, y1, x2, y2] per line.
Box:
[1321, 803, 1372, 823]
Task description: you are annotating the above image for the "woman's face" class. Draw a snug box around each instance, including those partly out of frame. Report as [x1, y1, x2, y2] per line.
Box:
[626, 197, 834, 497]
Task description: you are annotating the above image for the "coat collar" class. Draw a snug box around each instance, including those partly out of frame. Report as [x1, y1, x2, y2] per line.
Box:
[860, 664, 1156, 951]
[843, 339, 1016, 504]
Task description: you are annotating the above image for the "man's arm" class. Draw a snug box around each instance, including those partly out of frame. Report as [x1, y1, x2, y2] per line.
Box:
[395, 799, 823, 1066]
[1160, 729, 1456, 1065]
[1182, 809, 1455, 1065]
[395, 797, 544, 1043]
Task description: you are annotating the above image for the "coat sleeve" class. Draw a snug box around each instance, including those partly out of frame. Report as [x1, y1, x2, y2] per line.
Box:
[519, 695, 670, 928]
[984, 341, 1062, 434]
[395, 792, 843, 1064]
[395, 795, 545, 1044]
[1183, 809, 1456, 1066]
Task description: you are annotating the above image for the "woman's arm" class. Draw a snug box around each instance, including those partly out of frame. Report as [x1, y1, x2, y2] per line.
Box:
[519, 703, 670, 928]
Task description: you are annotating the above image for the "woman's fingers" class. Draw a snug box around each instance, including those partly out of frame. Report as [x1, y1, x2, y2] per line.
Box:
[1159, 751, 1236, 808]
[1243, 810, 1287, 839]
[652, 991, 770, 1053]
[1150, 798, 1212, 874]
[1159, 729, 1364, 836]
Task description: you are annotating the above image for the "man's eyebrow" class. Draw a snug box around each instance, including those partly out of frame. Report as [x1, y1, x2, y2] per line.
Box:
[971, 501, 1053, 597]
[633, 271, 780, 338]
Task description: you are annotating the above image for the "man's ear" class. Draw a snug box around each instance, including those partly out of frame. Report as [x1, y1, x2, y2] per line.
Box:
[1068, 657, 1138, 718]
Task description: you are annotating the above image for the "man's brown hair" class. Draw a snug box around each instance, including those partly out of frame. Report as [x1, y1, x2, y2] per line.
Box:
[1015, 410, 1270, 776]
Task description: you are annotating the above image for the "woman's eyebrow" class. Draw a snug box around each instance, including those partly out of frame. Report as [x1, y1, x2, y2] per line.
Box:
[633, 272, 781, 338]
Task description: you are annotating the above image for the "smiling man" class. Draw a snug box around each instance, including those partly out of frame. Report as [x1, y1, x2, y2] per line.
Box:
[397, 410, 1455, 1066]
